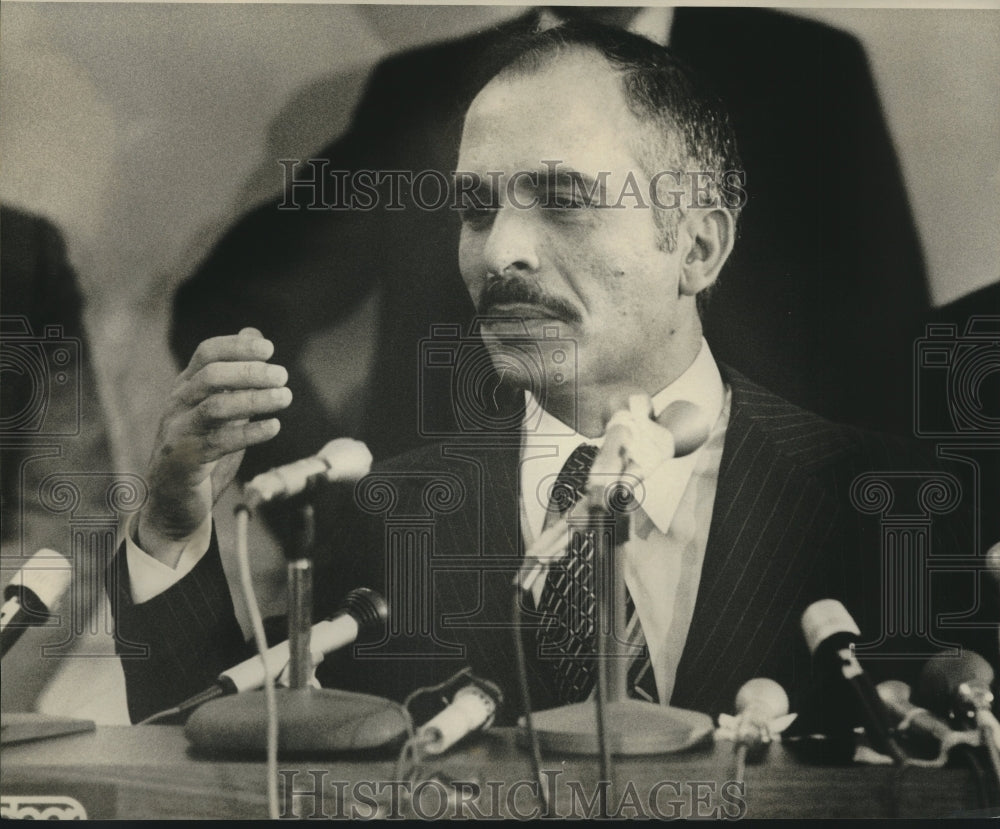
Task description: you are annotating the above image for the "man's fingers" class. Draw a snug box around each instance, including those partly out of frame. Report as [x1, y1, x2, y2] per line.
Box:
[199, 419, 282, 462]
[182, 331, 275, 377]
[180, 362, 289, 404]
[160, 418, 283, 465]
[193, 387, 293, 425]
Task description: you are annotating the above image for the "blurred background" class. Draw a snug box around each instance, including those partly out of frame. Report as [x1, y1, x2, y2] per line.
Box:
[2, 3, 998, 723]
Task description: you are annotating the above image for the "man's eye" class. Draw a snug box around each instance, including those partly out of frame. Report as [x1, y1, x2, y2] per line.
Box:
[545, 192, 588, 210]
[459, 206, 497, 227]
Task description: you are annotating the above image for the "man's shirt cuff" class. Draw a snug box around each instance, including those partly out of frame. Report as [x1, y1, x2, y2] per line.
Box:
[124, 513, 213, 604]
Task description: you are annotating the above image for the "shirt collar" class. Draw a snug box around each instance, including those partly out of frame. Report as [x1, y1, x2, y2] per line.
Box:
[649, 337, 725, 426]
[525, 338, 724, 447]
[521, 339, 726, 535]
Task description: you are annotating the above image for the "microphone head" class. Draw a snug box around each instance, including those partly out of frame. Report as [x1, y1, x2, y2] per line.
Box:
[987, 542, 1000, 583]
[3, 549, 72, 618]
[800, 599, 861, 656]
[339, 587, 388, 635]
[876, 679, 912, 710]
[317, 438, 373, 483]
[587, 390, 655, 506]
[656, 400, 710, 457]
[600, 387, 652, 421]
[914, 650, 995, 720]
[735, 677, 789, 723]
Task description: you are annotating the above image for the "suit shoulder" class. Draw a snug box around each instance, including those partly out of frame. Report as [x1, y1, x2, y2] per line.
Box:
[726, 368, 934, 477]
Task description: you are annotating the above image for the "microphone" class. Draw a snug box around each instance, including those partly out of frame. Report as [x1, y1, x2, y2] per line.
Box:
[988, 542, 1000, 588]
[877, 679, 978, 759]
[800, 599, 906, 763]
[915, 651, 996, 730]
[717, 678, 797, 779]
[586, 394, 710, 511]
[1, 549, 72, 658]
[241, 438, 372, 509]
[988, 543, 1000, 654]
[516, 396, 710, 593]
[416, 676, 503, 755]
[658, 399, 714, 456]
[733, 678, 796, 745]
[915, 651, 1000, 789]
[173, 587, 387, 714]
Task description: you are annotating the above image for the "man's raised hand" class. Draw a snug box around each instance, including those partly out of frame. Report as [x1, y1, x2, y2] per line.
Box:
[137, 328, 292, 567]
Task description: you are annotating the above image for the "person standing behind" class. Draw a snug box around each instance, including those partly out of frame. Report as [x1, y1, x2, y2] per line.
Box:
[170, 7, 927, 494]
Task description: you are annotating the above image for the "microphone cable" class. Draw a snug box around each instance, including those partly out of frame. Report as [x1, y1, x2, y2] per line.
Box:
[393, 668, 503, 816]
[590, 514, 616, 820]
[393, 671, 458, 789]
[133, 511, 262, 729]
[592, 584, 612, 820]
[137, 684, 226, 726]
[234, 505, 279, 820]
[511, 543, 615, 819]
[136, 510, 285, 816]
[511, 590, 551, 815]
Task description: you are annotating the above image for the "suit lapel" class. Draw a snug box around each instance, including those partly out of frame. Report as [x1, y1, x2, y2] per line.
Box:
[670, 369, 843, 713]
[430, 441, 525, 681]
[420, 373, 848, 715]
[434, 436, 575, 713]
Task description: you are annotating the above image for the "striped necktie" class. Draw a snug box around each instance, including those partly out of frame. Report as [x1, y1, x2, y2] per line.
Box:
[535, 443, 659, 705]
[536, 443, 601, 703]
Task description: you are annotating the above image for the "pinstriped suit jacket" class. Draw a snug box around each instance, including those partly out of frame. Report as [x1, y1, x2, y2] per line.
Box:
[108, 369, 997, 727]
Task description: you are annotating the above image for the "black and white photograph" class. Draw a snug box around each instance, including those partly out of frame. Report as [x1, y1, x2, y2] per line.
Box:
[1, 1, 998, 819]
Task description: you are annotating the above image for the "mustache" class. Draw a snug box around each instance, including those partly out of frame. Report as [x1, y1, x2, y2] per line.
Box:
[478, 278, 581, 324]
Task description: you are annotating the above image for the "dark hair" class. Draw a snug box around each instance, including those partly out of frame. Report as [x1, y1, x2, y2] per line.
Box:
[495, 19, 744, 262]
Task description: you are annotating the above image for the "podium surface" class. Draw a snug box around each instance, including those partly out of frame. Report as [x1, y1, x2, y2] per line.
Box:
[0, 725, 991, 819]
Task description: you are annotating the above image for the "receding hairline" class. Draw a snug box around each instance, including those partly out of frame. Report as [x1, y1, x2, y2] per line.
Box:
[464, 45, 656, 161]
[474, 43, 632, 115]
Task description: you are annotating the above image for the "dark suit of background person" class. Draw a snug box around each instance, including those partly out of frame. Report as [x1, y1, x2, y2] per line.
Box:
[108, 367, 999, 731]
[1, 205, 115, 711]
[170, 6, 928, 495]
[911, 280, 1000, 549]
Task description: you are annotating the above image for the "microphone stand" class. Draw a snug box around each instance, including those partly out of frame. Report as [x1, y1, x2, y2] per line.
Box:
[961, 683, 1000, 795]
[185, 502, 409, 757]
[523, 496, 714, 756]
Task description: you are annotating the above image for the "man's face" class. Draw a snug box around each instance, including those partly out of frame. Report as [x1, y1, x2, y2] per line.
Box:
[456, 53, 693, 405]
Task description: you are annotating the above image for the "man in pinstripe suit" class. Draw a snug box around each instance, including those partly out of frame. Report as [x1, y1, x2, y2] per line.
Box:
[109, 24, 996, 730]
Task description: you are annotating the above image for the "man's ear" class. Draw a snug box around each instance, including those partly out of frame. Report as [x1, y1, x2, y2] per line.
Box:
[679, 208, 735, 296]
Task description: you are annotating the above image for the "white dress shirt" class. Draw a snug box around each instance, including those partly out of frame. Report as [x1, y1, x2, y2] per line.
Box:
[124, 512, 212, 604]
[520, 339, 730, 703]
